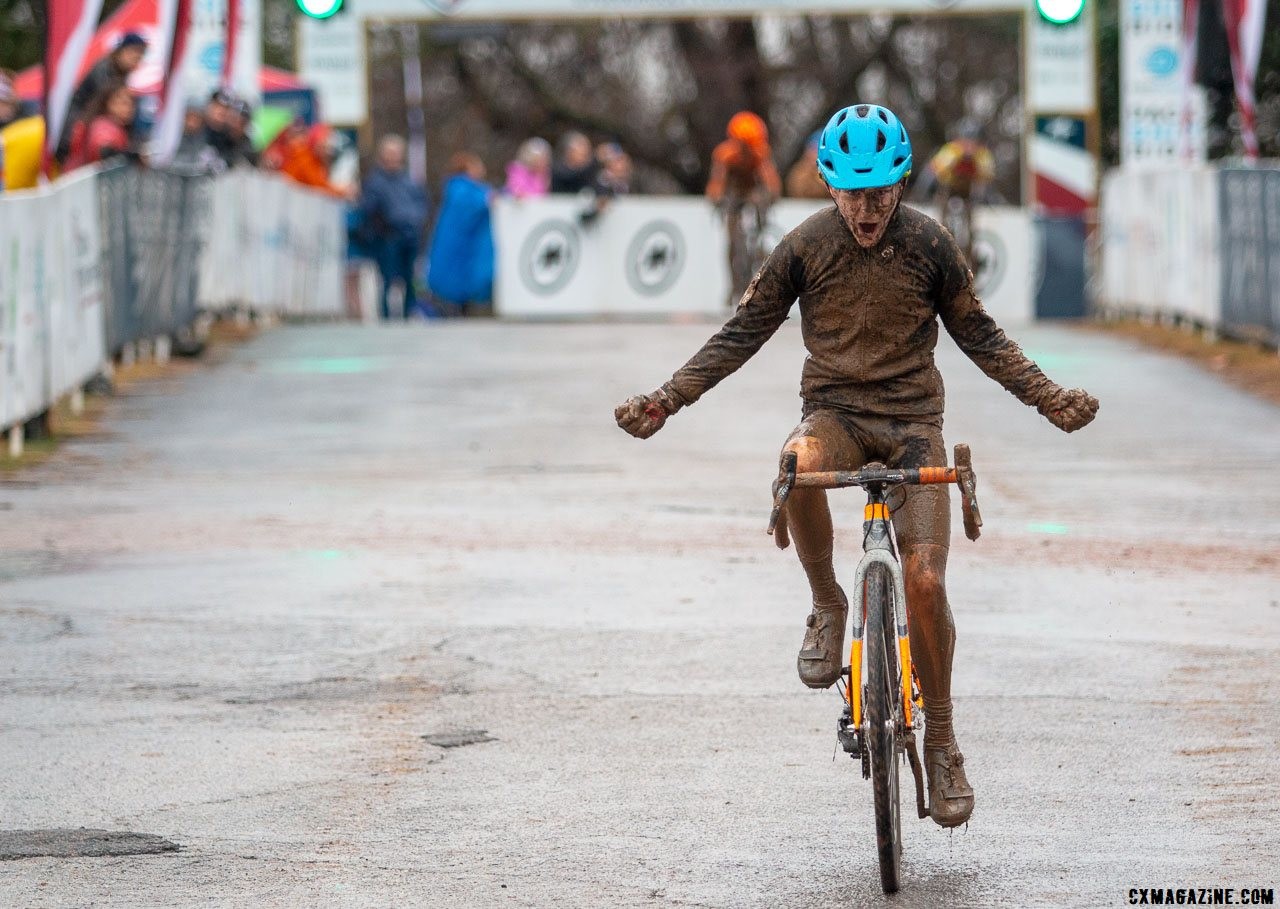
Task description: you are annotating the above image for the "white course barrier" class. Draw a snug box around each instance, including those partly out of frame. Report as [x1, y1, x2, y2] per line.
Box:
[199, 169, 347, 317]
[1100, 166, 1221, 326]
[0, 168, 107, 436]
[1, 166, 349, 439]
[494, 196, 1035, 325]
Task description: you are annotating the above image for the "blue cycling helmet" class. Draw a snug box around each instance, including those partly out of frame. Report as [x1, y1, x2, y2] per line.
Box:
[817, 104, 912, 190]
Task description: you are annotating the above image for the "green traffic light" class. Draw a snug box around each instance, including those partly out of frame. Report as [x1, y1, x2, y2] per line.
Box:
[297, 0, 343, 18]
[1036, 0, 1084, 24]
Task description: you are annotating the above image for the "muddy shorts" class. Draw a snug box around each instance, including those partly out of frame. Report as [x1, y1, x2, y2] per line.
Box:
[783, 406, 951, 549]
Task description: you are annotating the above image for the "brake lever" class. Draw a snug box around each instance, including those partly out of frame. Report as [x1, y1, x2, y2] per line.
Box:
[768, 451, 798, 536]
[953, 444, 983, 541]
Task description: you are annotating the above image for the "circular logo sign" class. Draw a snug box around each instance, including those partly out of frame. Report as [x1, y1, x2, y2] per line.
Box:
[971, 230, 1006, 297]
[625, 221, 686, 296]
[1146, 47, 1178, 77]
[518, 219, 580, 296]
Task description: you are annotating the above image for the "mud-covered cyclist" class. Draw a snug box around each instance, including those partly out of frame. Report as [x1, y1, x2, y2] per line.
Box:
[616, 104, 1099, 829]
[706, 112, 782, 306]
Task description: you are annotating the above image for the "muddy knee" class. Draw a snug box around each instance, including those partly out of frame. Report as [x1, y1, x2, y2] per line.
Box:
[783, 435, 828, 473]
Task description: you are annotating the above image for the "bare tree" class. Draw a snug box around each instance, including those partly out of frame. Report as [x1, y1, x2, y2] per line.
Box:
[368, 15, 1025, 201]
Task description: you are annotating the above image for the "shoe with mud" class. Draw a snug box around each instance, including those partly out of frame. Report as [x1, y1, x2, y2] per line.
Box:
[796, 590, 848, 689]
[925, 744, 975, 828]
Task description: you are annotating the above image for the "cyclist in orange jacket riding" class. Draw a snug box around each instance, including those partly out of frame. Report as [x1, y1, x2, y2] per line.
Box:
[706, 112, 783, 304]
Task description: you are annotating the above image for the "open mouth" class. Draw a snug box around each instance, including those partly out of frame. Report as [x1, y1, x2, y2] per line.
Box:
[857, 221, 880, 236]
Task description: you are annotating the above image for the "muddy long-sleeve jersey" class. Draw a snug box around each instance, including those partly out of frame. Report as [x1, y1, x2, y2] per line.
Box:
[663, 204, 1056, 417]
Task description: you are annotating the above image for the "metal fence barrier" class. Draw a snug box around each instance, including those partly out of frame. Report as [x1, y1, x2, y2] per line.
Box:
[97, 163, 213, 356]
[1099, 162, 1279, 346]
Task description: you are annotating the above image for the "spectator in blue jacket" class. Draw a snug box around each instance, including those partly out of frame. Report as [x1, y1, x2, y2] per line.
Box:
[426, 152, 495, 316]
[359, 135, 429, 319]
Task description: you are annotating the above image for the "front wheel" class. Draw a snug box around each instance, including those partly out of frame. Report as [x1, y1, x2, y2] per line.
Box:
[864, 561, 903, 893]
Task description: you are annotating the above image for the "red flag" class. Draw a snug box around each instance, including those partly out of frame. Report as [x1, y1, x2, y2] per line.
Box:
[223, 0, 240, 89]
[150, 0, 192, 164]
[1221, 0, 1267, 159]
[43, 0, 107, 173]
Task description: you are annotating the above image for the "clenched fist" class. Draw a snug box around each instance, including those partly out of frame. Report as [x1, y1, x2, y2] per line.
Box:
[614, 386, 683, 439]
[1037, 386, 1100, 433]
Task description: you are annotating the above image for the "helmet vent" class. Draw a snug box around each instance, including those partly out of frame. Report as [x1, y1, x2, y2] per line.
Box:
[854, 167, 872, 173]
[875, 131, 886, 152]
[835, 110, 848, 126]
[878, 108, 890, 123]
[893, 157, 905, 167]
[839, 132, 850, 153]
[855, 104, 870, 117]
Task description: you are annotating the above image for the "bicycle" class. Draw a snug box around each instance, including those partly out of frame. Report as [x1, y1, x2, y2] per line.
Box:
[722, 193, 771, 306]
[940, 191, 976, 269]
[767, 444, 983, 894]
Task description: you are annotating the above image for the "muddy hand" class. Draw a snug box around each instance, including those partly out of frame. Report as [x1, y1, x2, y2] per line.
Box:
[615, 393, 671, 439]
[1040, 387, 1099, 433]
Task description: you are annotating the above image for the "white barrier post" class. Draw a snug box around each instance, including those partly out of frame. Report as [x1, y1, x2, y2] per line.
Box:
[7, 426, 22, 459]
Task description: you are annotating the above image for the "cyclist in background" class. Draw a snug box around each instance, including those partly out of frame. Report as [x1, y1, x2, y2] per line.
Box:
[706, 111, 782, 305]
[921, 121, 995, 267]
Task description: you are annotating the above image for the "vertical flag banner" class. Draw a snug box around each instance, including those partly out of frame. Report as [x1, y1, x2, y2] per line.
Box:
[150, 0, 193, 164]
[43, 0, 107, 171]
[222, 0, 240, 88]
[1221, 0, 1266, 159]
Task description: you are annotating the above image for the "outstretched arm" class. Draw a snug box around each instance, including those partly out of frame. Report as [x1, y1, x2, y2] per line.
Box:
[616, 242, 801, 439]
[939, 286, 1098, 432]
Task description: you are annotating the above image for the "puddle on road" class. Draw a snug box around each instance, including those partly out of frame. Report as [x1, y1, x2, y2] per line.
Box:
[422, 730, 496, 749]
[0, 829, 179, 860]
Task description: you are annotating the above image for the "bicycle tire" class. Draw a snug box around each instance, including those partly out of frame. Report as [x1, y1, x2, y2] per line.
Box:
[864, 560, 903, 894]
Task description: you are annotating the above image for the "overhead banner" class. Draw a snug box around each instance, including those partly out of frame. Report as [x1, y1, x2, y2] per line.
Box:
[355, 0, 1027, 15]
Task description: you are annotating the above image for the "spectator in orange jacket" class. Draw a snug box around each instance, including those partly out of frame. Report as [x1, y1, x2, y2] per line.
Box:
[268, 122, 346, 197]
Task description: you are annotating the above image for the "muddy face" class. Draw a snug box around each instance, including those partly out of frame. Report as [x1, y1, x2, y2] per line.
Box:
[828, 181, 905, 248]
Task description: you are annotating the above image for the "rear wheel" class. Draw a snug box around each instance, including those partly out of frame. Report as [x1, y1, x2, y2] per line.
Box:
[864, 561, 903, 894]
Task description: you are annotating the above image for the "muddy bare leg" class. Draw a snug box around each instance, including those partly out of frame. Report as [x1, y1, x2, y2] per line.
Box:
[903, 541, 973, 826]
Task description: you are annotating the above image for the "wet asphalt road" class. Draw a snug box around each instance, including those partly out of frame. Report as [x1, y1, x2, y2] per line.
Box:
[1, 321, 1278, 908]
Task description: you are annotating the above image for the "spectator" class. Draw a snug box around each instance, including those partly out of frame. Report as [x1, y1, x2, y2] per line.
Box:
[227, 97, 259, 167]
[595, 143, 632, 196]
[549, 131, 596, 193]
[785, 130, 829, 200]
[504, 137, 551, 198]
[0, 71, 37, 130]
[427, 152, 495, 316]
[65, 84, 136, 169]
[358, 134, 429, 320]
[269, 121, 345, 197]
[60, 32, 147, 161]
[578, 142, 632, 224]
[200, 89, 234, 169]
[170, 102, 213, 169]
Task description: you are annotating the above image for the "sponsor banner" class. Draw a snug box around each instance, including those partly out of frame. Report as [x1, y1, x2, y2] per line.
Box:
[0, 168, 107, 431]
[1028, 11, 1096, 114]
[50, 169, 107, 396]
[298, 13, 367, 125]
[1121, 0, 1205, 162]
[496, 197, 1033, 326]
[198, 169, 346, 316]
[357, 0, 1027, 16]
[1218, 167, 1280, 343]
